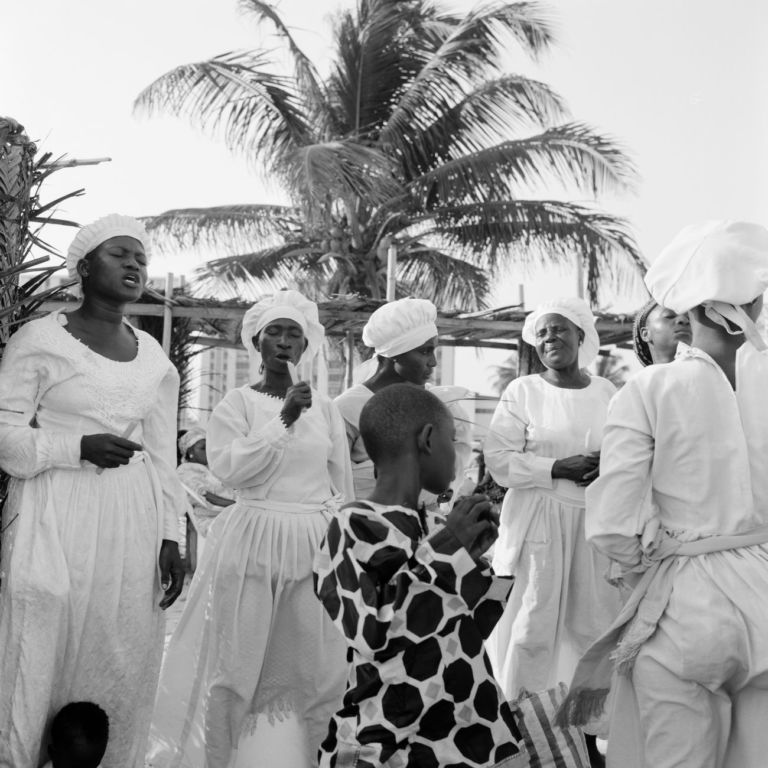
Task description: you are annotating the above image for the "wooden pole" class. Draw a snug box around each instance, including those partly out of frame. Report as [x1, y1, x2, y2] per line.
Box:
[575, 253, 585, 300]
[161, 272, 173, 356]
[386, 243, 397, 301]
[345, 330, 355, 388]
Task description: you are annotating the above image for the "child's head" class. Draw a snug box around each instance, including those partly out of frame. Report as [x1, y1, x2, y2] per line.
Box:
[48, 702, 109, 768]
[360, 383, 456, 495]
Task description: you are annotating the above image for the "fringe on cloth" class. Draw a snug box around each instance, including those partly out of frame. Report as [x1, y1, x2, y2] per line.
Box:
[555, 686, 610, 730]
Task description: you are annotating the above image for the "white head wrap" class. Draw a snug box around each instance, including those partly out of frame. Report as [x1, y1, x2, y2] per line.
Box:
[362, 298, 438, 357]
[645, 221, 768, 351]
[240, 290, 324, 384]
[522, 296, 600, 368]
[66, 214, 151, 288]
[178, 427, 206, 460]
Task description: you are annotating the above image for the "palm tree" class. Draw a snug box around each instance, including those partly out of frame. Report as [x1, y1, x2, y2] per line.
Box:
[135, 0, 644, 309]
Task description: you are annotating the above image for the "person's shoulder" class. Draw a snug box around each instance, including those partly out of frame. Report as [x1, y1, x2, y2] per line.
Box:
[8, 313, 59, 347]
[589, 375, 619, 395]
[340, 500, 418, 533]
[333, 384, 371, 419]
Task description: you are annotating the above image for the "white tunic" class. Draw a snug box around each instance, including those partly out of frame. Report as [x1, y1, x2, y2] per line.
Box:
[586, 344, 768, 767]
[483, 374, 620, 699]
[0, 312, 183, 768]
[148, 386, 353, 768]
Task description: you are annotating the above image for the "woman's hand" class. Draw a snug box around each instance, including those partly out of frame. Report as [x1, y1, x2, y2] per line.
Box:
[158, 539, 185, 609]
[204, 491, 235, 507]
[280, 382, 312, 427]
[80, 433, 143, 468]
[552, 454, 600, 485]
[445, 494, 500, 560]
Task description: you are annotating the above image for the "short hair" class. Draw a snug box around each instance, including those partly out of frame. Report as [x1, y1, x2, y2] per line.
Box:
[359, 384, 452, 465]
[632, 299, 657, 367]
[51, 702, 109, 750]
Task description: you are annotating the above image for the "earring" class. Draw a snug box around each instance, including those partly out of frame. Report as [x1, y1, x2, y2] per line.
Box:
[259, 362, 265, 374]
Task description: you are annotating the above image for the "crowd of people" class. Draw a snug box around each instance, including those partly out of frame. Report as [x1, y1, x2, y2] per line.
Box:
[0, 214, 767, 768]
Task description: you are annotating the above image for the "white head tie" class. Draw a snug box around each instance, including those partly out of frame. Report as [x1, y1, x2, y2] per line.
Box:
[240, 290, 324, 383]
[66, 214, 151, 288]
[645, 220, 768, 351]
[522, 296, 600, 368]
[178, 428, 206, 460]
[362, 298, 438, 358]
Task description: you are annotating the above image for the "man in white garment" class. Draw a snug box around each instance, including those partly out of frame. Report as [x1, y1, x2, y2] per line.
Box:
[561, 220, 768, 768]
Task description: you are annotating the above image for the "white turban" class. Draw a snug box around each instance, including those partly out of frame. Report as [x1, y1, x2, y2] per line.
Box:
[645, 221, 768, 350]
[66, 213, 151, 286]
[362, 298, 438, 357]
[240, 290, 324, 383]
[522, 296, 600, 368]
[178, 427, 206, 460]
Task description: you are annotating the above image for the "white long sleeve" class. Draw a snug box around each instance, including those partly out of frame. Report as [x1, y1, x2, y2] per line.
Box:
[0, 325, 82, 478]
[207, 390, 292, 490]
[142, 363, 185, 541]
[484, 379, 555, 490]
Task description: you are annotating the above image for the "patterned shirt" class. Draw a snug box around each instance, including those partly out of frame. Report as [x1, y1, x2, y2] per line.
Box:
[313, 501, 526, 768]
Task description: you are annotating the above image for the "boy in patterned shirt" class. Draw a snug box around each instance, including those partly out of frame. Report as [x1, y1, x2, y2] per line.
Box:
[314, 384, 526, 767]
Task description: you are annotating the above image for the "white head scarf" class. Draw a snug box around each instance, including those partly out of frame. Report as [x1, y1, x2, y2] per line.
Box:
[66, 214, 151, 291]
[178, 428, 206, 460]
[362, 298, 438, 357]
[522, 296, 600, 368]
[240, 290, 324, 384]
[645, 221, 768, 351]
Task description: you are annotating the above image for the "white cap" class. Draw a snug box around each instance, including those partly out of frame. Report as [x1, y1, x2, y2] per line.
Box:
[645, 221, 768, 349]
[240, 290, 324, 383]
[66, 213, 151, 285]
[362, 298, 438, 357]
[522, 296, 600, 368]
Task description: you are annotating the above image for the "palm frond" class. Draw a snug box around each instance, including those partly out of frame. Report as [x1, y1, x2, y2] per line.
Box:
[409, 199, 645, 303]
[141, 204, 300, 257]
[328, 0, 427, 137]
[396, 245, 489, 309]
[381, 1, 555, 152]
[194, 241, 332, 298]
[238, 0, 328, 116]
[285, 140, 402, 210]
[399, 75, 570, 179]
[410, 122, 638, 207]
[133, 51, 312, 171]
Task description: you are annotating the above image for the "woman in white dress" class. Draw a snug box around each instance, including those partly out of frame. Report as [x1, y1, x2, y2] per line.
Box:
[334, 298, 473, 503]
[483, 297, 620, 756]
[0, 214, 185, 768]
[148, 290, 353, 768]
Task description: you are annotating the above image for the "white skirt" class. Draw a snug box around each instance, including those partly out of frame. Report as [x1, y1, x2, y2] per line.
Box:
[487, 487, 621, 699]
[147, 498, 348, 768]
[0, 459, 165, 768]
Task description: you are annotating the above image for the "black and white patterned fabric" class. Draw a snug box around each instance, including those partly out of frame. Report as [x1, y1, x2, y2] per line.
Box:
[314, 501, 526, 767]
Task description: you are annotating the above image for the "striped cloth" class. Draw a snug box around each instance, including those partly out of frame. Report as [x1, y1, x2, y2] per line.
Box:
[513, 684, 590, 768]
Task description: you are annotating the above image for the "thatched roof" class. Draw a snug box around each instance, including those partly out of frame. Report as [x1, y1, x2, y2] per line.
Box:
[42, 292, 636, 350]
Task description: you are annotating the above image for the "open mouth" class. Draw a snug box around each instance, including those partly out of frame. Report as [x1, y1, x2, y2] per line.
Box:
[123, 275, 140, 287]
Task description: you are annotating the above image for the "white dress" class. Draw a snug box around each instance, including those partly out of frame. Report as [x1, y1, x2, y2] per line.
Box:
[483, 374, 621, 699]
[0, 312, 183, 768]
[147, 386, 353, 768]
[334, 383, 474, 503]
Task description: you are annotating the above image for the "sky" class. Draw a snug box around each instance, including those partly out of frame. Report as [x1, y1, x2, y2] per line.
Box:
[4, 0, 768, 391]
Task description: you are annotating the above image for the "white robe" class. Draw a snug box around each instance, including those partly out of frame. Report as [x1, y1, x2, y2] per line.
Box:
[0, 312, 183, 768]
[586, 343, 768, 768]
[483, 373, 621, 700]
[147, 386, 353, 768]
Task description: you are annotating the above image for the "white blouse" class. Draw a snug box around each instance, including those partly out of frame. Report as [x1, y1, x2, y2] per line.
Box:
[0, 311, 183, 538]
[485, 374, 617, 505]
[206, 386, 353, 504]
[587, 343, 768, 567]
